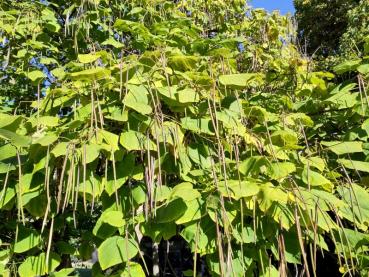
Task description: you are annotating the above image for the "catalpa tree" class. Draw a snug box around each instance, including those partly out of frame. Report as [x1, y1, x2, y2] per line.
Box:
[1, 0, 369, 276]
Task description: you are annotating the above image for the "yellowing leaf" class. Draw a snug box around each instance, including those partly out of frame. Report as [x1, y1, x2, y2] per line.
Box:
[27, 70, 45, 82]
[78, 53, 101, 63]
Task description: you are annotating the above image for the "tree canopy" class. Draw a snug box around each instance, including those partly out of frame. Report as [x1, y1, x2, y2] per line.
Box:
[1, 0, 369, 276]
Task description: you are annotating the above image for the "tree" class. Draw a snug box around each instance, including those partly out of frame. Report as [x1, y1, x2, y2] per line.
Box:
[1, 1, 369, 276]
[294, 0, 360, 56]
[339, 0, 369, 57]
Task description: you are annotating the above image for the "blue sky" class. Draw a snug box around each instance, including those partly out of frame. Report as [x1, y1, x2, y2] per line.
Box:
[250, 0, 295, 14]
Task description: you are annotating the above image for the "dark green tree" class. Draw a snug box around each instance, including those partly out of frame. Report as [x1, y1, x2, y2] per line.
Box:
[294, 0, 360, 56]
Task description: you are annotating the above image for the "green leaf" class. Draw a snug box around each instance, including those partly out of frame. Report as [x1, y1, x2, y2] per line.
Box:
[0, 114, 22, 129]
[155, 198, 187, 223]
[140, 221, 177, 242]
[181, 217, 216, 255]
[322, 141, 363, 155]
[18, 252, 61, 277]
[120, 262, 146, 277]
[0, 162, 16, 174]
[70, 68, 111, 80]
[81, 144, 101, 164]
[169, 182, 200, 201]
[338, 184, 369, 229]
[124, 85, 152, 115]
[93, 210, 125, 239]
[97, 210, 125, 227]
[102, 37, 124, 48]
[37, 116, 59, 127]
[104, 154, 135, 196]
[27, 70, 45, 82]
[168, 54, 198, 71]
[244, 106, 268, 123]
[50, 268, 76, 277]
[266, 162, 296, 180]
[99, 129, 119, 151]
[358, 64, 369, 75]
[131, 183, 146, 206]
[271, 130, 298, 148]
[239, 156, 270, 176]
[218, 180, 260, 200]
[14, 227, 42, 253]
[333, 59, 361, 74]
[0, 129, 31, 148]
[0, 144, 17, 161]
[300, 156, 326, 172]
[51, 142, 69, 157]
[175, 198, 203, 224]
[181, 117, 214, 135]
[233, 223, 256, 244]
[51, 68, 65, 79]
[33, 133, 58, 146]
[302, 168, 333, 191]
[285, 113, 314, 127]
[337, 159, 369, 173]
[157, 86, 199, 105]
[187, 143, 212, 169]
[0, 186, 16, 209]
[257, 183, 288, 211]
[120, 130, 156, 151]
[98, 236, 139, 270]
[219, 73, 260, 88]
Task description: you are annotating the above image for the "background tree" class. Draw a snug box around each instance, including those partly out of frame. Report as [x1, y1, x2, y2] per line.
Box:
[294, 0, 360, 56]
[339, 0, 369, 58]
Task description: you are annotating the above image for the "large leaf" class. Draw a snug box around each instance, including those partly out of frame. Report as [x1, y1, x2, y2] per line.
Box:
[120, 130, 156, 151]
[337, 159, 369, 173]
[219, 73, 261, 88]
[78, 53, 100, 64]
[181, 117, 214, 135]
[169, 182, 200, 201]
[155, 198, 187, 223]
[0, 129, 31, 148]
[14, 227, 42, 253]
[123, 85, 152, 115]
[0, 114, 22, 129]
[338, 184, 369, 229]
[322, 141, 363, 155]
[27, 70, 45, 82]
[120, 262, 146, 277]
[217, 180, 260, 200]
[266, 162, 296, 180]
[18, 252, 61, 277]
[98, 236, 139, 270]
[333, 59, 361, 74]
[93, 210, 125, 239]
[175, 198, 204, 224]
[70, 68, 110, 80]
[302, 168, 333, 191]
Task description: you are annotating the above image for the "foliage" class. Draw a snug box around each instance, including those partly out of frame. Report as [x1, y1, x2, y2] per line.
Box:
[0, 0, 369, 276]
[339, 0, 369, 58]
[294, 0, 360, 56]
